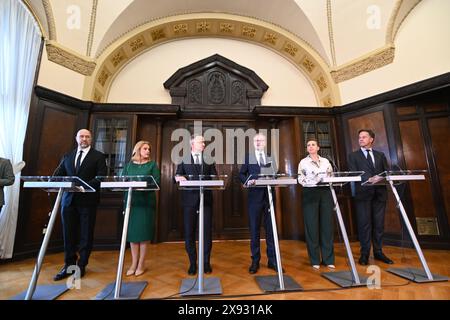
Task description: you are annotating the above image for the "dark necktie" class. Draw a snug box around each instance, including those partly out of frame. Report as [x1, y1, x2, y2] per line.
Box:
[75, 150, 83, 173]
[366, 149, 375, 168]
[258, 152, 265, 166]
[194, 154, 200, 165]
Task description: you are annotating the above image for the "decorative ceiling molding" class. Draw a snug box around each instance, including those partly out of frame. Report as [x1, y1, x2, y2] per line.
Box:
[86, 14, 340, 106]
[331, 0, 425, 83]
[21, 0, 47, 38]
[41, 0, 56, 40]
[331, 45, 395, 83]
[46, 40, 96, 76]
[326, 0, 337, 67]
[95, 9, 329, 67]
[385, 0, 403, 44]
[392, 0, 423, 42]
[86, 0, 98, 57]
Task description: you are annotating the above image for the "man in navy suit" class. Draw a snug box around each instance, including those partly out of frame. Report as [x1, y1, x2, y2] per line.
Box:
[53, 129, 107, 280]
[175, 135, 217, 275]
[348, 129, 394, 266]
[239, 133, 280, 274]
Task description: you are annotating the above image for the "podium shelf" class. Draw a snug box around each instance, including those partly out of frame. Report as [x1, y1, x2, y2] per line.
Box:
[179, 180, 224, 187]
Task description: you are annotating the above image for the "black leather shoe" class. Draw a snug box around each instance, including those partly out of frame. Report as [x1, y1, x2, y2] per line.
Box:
[204, 263, 212, 274]
[249, 262, 260, 274]
[188, 264, 197, 275]
[374, 253, 394, 264]
[359, 255, 369, 266]
[53, 265, 70, 281]
[267, 262, 285, 273]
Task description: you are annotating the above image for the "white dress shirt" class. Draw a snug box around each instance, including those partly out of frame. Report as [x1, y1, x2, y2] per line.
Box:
[297, 155, 332, 187]
[192, 152, 202, 164]
[361, 147, 375, 166]
[254, 150, 266, 166]
[74, 146, 90, 168]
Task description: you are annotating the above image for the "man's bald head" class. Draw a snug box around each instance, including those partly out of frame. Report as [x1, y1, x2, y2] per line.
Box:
[76, 129, 92, 149]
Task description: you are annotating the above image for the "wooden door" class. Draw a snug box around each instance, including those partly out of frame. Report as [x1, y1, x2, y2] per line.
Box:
[157, 120, 266, 242]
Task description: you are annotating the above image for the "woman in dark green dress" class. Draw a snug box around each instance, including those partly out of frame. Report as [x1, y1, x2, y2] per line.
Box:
[122, 140, 160, 276]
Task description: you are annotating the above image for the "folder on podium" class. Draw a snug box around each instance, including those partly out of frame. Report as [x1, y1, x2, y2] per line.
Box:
[311, 171, 369, 288]
[245, 173, 302, 292]
[12, 176, 95, 300]
[94, 175, 159, 300]
[177, 174, 228, 296]
[362, 170, 449, 283]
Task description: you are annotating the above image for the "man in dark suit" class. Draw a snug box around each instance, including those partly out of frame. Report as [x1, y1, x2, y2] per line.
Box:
[348, 129, 394, 266]
[53, 129, 107, 280]
[239, 133, 280, 274]
[0, 157, 15, 213]
[175, 135, 217, 275]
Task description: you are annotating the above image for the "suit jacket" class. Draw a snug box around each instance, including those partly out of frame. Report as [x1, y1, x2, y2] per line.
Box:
[175, 154, 218, 207]
[347, 149, 389, 201]
[239, 153, 277, 204]
[0, 158, 15, 206]
[54, 148, 107, 207]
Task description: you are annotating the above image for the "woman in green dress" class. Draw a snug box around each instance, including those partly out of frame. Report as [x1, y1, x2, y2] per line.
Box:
[122, 140, 160, 276]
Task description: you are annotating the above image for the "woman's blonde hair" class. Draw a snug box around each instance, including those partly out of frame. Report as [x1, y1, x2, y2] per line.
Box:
[131, 140, 152, 162]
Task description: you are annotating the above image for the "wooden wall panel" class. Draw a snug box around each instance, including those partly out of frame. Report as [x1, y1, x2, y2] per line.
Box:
[217, 122, 252, 239]
[158, 121, 183, 242]
[136, 116, 158, 152]
[24, 107, 78, 246]
[278, 118, 303, 239]
[428, 117, 450, 230]
[399, 120, 437, 218]
[15, 97, 89, 258]
[347, 111, 390, 158]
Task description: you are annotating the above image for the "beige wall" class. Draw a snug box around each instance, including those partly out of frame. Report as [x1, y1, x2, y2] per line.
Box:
[107, 38, 318, 106]
[37, 47, 86, 98]
[339, 0, 450, 104]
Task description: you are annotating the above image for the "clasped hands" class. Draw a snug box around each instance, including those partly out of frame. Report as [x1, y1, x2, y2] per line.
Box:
[175, 176, 187, 182]
[368, 175, 383, 184]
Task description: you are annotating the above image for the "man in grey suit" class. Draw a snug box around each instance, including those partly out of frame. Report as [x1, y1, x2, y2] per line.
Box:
[0, 157, 15, 212]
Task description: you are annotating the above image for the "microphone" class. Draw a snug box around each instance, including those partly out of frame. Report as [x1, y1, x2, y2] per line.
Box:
[267, 160, 276, 178]
[392, 163, 406, 174]
[327, 157, 339, 172]
[200, 151, 204, 181]
[47, 155, 65, 212]
[51, 156, 65, 178]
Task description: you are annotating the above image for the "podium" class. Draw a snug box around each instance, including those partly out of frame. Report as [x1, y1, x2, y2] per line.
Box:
[245, 173, 302, 292]
[12, 176, 95, 300]
[312, 171, 369, 288]
[177, 174, 227, 296]
[362, 170, 449, 283]
[94, 175, 159, 300]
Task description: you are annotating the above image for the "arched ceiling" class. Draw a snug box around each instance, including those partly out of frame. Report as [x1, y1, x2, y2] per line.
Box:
[23, 0, 424, 104]
[25, 0, 421, 66]
[95, 0, 329, 61]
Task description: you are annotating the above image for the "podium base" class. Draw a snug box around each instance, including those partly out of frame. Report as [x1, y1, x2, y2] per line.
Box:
[387, 267, 449, 283]
[255, 275, 303, 292]
[321, 271, 368, 288]
[180, 277, 222, 296]
[95, 281, 148, 300]
[11, 284, 69, 300]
